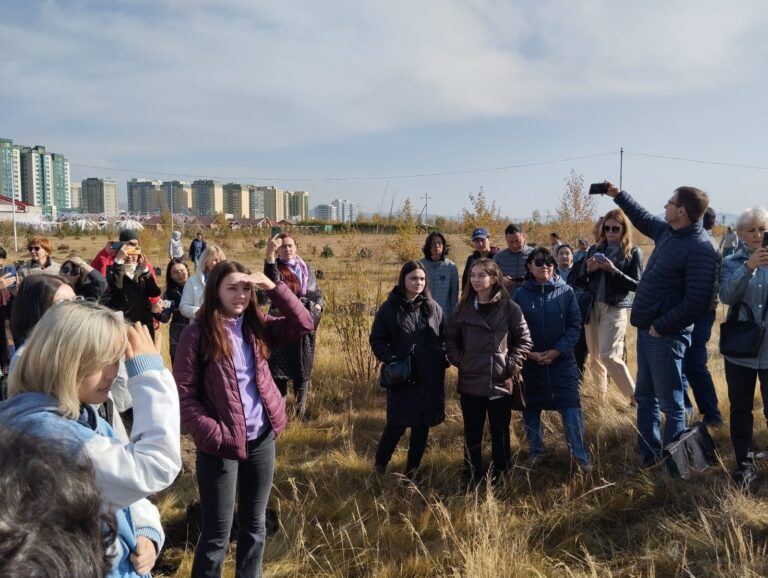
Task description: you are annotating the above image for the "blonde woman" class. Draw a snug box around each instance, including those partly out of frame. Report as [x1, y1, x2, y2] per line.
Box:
[573, 209, 643, 402]
[0, 300, 181, 577]
[180, 244, 226, 320]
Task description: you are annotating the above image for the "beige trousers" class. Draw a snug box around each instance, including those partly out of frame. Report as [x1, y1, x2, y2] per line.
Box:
[585, 301, 635, 398]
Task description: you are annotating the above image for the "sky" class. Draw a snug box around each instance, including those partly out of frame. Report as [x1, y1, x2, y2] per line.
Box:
[2, 0, 768, 221]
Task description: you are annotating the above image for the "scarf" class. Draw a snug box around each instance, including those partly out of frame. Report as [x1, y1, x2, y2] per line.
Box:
[277, 255, 309, 296]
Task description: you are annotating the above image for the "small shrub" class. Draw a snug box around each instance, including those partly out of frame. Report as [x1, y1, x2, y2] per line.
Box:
[57, 243, 70, 251]
[307, 243, 318, 256]
[320, 244, 334, 258]
[254, 238, 266, 249]
[357, 247, 373, 259]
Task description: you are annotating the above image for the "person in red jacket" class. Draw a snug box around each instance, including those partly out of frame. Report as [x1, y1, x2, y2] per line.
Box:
[173, 260, 312, 578]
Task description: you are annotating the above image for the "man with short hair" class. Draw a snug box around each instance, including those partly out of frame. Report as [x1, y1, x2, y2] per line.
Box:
[492, 223, 533, 294]
[719, 225, 738, 257]
[461, 227, 499, 290]
[550, 232, 563, 254]
[605, 182, 719, 467]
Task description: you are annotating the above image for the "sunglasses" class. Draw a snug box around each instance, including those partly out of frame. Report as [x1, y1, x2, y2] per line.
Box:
[533, 258, 556, 267]
[28, 246, 42, 251]
[604, 225, 622, 233]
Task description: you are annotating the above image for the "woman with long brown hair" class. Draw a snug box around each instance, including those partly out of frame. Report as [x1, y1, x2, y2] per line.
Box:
[446, 258, 532, 487]
[173, 260, 313, 578]
[573, 208, 642, 403]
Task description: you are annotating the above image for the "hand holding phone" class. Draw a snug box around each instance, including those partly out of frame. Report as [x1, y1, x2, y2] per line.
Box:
[762, 231, 768, 248]
[589, 183, 609, 196]
[593, 252, 608, 263]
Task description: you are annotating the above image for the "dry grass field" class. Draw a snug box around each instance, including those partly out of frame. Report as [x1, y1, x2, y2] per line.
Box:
[10, 227, 768, 577]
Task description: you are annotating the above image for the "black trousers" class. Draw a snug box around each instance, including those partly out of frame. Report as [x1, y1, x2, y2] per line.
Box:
[459, 394, 514, 483]
[725, 360, 768, 465]
[374, 423, 430, 474]
[575, 327, 588, 378]
[275, 378, 310, 416]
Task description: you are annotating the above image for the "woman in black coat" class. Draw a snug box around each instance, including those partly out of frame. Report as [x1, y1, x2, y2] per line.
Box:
[369, 260, 447, 481]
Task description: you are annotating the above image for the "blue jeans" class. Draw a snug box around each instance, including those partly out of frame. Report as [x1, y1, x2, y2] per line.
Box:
[522, 407, 590, 466]
[682, 309, 722, 423]
[635, 329, 690, 463]
[192, 432, 275, 578]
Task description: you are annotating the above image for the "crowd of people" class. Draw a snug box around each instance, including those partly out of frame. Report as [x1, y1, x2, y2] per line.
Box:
[0, 185, 765, 576]
[370, 185, 768, 491]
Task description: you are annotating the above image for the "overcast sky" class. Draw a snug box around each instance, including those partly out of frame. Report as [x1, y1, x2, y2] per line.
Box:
[2, 0, 767, 220]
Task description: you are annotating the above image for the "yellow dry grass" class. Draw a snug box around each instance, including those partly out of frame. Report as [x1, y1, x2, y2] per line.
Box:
[16, 228, 768, 577]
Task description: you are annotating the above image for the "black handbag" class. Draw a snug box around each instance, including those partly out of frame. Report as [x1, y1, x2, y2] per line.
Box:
[719, 301, 766, 359]
[379, 352, 413, 389]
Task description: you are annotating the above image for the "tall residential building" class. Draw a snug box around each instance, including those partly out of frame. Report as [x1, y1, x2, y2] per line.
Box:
[248, 186, 265, 220]
[259, 186, 286, 221]
[0, 139, 22, 201]
[289, 190, 310, 222]
[70, 181, 82, 209]
[313, 203, 337, 222]
[332, 198, 356, 223]
[223, 183, 250, 219]
[81, 178, 118, 215]
[19, 146, 71, 213]
[127, 178, 163, 213]
[161, 181, 192, 214]
[192, 180, 224, 216]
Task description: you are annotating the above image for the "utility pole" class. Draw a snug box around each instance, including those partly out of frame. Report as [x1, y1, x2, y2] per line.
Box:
[619, 147, 624, 190]
[421, 193, 431, 226]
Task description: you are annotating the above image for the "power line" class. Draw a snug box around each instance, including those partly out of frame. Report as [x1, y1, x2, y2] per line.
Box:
[69, 151, 618, 183]
[625, 152, 768, 171]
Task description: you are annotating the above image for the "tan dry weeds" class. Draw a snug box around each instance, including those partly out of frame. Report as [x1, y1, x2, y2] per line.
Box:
[17, 229, 768, 577]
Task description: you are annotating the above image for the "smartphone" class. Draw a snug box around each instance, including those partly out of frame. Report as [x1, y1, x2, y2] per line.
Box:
[589, 183, 609, 195]
[270, 226, 282, 237]
[763, 231, 768, 248]
[1, 265, 17, 288]
[593, 252, 608, 263]
[125, 246, 142, 256]
[110, 241, 123, 251]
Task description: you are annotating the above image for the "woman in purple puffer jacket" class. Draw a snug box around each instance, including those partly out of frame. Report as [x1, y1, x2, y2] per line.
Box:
[173, 260, 313, 578]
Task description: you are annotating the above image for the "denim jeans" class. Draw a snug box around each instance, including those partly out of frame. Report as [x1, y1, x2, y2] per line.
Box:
[682, 309, 722, 423]
[635, 329, 690, 463]
[192, 432, 275, 578]
[522, 407, 590, 466]
[459, 394, 513, 483]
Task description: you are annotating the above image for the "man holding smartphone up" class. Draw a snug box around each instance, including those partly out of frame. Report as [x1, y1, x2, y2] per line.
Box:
[602, 181, 719, 468]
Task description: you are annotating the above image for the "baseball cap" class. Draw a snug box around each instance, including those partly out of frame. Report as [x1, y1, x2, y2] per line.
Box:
[471, 227, 489, 240]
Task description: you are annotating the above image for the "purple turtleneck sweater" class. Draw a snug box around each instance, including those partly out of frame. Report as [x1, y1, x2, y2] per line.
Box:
[224, 315, 268, 440]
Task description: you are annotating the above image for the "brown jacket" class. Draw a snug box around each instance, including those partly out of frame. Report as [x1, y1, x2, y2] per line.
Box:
[446, 293, 533, 397]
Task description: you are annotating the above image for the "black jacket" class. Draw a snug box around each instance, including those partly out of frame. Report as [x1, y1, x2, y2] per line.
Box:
[571, 244, 643, 309]
[369, 289, 447, 428]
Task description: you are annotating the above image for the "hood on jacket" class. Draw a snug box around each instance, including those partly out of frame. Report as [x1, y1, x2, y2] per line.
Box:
[0, 392, 89, 450]
[387, 286, 427, 311]
[172, 231, 182, 241]
[520, 275, 567, 293]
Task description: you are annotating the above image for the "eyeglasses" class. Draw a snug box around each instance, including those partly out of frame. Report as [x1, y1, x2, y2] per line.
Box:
[533, 258, 556, 267]
[667, 200, 681, 208]
[53, 295, 86, 305]
[604, 225, 622, 233]
[28, 246, 42, 251]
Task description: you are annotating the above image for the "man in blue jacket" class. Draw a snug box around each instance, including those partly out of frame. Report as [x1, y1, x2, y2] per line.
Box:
[605, 182, 719, 467]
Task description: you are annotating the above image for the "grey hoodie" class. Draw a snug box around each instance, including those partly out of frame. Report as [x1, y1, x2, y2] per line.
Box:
[168, 231, 183, 259]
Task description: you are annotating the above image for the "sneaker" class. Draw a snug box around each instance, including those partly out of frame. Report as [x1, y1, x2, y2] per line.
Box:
[732, 463, 757, 490]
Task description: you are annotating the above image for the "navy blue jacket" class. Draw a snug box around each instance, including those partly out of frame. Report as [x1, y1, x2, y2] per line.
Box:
[513, 277, 581, 410]
[614, 191, 718, 335]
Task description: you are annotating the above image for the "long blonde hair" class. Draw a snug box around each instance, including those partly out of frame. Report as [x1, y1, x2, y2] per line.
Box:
[8, 301, 127, 419]
[597, 209, 634, 259]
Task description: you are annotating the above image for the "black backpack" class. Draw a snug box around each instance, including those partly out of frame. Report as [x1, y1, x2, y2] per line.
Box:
[663, 422, 717, 479]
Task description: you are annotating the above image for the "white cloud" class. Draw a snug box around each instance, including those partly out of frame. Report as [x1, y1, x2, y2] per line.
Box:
[2, 0, 768, 159]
